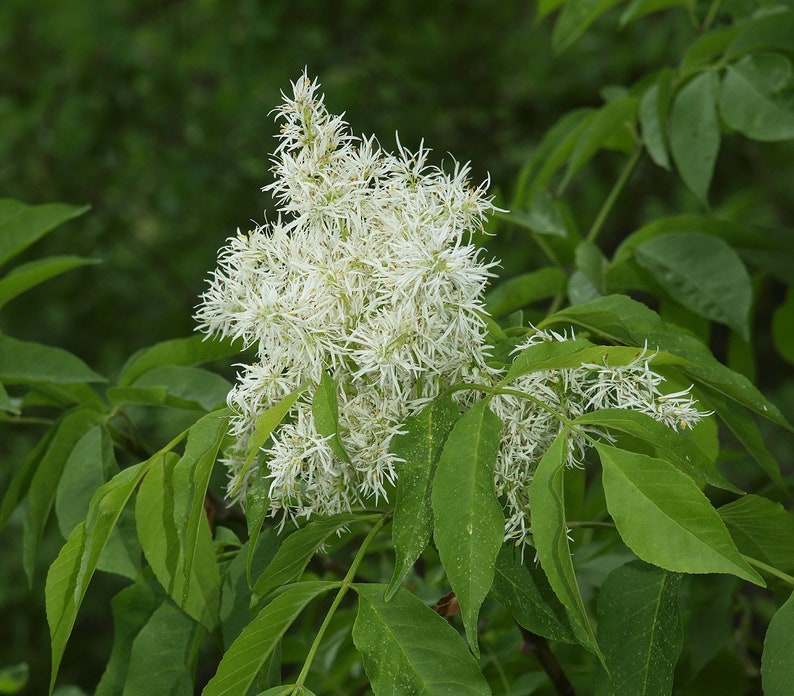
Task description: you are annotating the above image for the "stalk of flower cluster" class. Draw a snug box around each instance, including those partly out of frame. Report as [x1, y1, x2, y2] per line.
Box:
[195, 71, 707, 547]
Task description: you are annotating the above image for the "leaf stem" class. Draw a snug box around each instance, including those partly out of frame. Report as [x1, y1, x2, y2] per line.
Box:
[742, 554, 794, 587]
[586, 144, 642, 244]
[293, 513, 389, 691]
[702, 0, 722, 32]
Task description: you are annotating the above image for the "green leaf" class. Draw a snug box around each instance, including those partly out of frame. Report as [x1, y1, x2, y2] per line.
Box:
[726, 10, 794, 59]
[540, 294, 792, 430]
[639, 73, 673, 170]
[312, 372, 351, 463]
[670, 71, 721, 206]
[0, 255, 99, 309]
[772, 287, 794, 364]
[54, 426, 140, 579]
[597, 443, 764, 585]
[123, 599, 198, 696]
[0, 335, 105, 385]
[595, 561, 683, 696]
[529, 430, 603, 658]
[117, 334, 241, 388]
[504, 188, 568, 236]
[720, 54, 794, 142]
[634, 232, 753, 339]
[490, 545, 578, 644]
[507, 341, 685, 383]
[0, 381, 17, 414]
[761, 590, 794, 695]
[485, 267, 567, 317]
[230, 385, 305, 499]
[700, 389, 785, 489]
[387, 394, 459, 600]
[135, 445, 221, 630]
[431, 398, 504, 656]
[552, 0, 626, 53]
[23, 408, 104, 581]
[94, 579, 161, 696]
[352, 584, 490, 695]
[513, 109, 594, 200]
[619, 0, 692, 26]
[560, 94, 638, 191]
[0, 663, 28, 694]
[573, 409, 739, 493]
[719, 495, 794, 576]
[253, 513, 377, 601]
[680, 25, 738, 75]
[0, 200, 89, 268]
[203, 581, 337, 696]
[108, 366, 231, 411]
[46, 460, 151, 693]
[245, 474, 273, 588]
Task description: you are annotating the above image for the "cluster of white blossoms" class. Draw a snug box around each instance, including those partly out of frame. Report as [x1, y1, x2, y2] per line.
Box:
[196, 72, 706, 544]
[490, 328, 704, 544]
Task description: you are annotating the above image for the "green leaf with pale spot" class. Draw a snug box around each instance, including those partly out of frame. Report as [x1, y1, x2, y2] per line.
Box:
[353, 584, 490, 695]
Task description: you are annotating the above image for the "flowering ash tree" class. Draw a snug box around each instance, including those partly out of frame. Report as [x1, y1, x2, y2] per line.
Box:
[195, 73, 705, 550]
[18, 58, 793, 696]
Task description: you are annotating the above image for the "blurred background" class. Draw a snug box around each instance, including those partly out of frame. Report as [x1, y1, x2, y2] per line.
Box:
[1, 1, 792, 693]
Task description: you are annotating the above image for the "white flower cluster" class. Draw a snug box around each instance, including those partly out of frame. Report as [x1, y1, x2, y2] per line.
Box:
[196, 72, 497, 523]
[196, 73, 706, 546]
[491, 328, 705, 545]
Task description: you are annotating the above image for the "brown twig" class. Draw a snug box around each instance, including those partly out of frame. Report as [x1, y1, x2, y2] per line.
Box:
[518, 625, 576, 696]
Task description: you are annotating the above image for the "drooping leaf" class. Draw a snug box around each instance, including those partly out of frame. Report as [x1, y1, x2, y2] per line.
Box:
[54, 425, 140, 580]
[490, 545, 578, 644]
[597, 443, 763, 585]
[123, 599, 198, 696]
[761, 590, 794, 695]
[387, 394, 459, 599]
[620, 0, 693, 26]
[202, 581, 337, 696]
[639, 74, 672, 170]
[552, 0, 626, 53]
[229, 385, 305, 499]
[253, 513, 377, 601]
[134, 448, 221, 630]
[431, 398, 504, 656]
[0, 255, 99, 309]
[94, 579, 162, 696]
[23, 408, 104, 581]
[46, 460, 152, 693]
[595, 561, 683, 696]
[719, 495, 794, 576]
[0, 200, 89, 267]
[484, 267, 567, 317]
[634, 232, 752, 340]
[670, 71, 721, 206]
[117, 334, 241, 388]
[352, 584, 490, 695]
[529, 430, 602, 658]
[0, 335, 105, 385]
[719, 53, 794, 142]
[559, 94, 638, 191]
[312, 372, 351, 463]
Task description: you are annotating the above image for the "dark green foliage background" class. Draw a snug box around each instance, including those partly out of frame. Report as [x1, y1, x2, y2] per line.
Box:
[2, 1, 794, 694]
